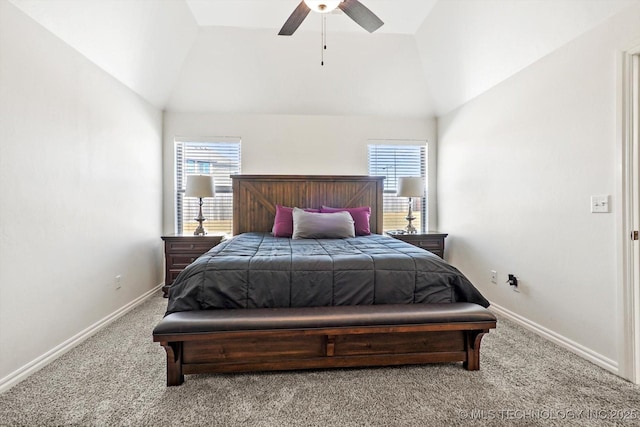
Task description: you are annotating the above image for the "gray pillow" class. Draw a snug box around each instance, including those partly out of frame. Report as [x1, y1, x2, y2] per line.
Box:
[292, 208, 355, 239]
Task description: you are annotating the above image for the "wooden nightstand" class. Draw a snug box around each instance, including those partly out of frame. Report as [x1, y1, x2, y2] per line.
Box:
[161, 234, 225, 297]
[386, 231, 448, 258]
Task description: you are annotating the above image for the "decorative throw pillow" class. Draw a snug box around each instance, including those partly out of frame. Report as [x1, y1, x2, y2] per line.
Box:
[292, 208, 355, 239]
[272, 205, 320, 237]
[320, 206, 371, 235]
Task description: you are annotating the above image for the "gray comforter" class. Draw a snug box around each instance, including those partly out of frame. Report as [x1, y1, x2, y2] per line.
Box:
[166, 232, 489, 314]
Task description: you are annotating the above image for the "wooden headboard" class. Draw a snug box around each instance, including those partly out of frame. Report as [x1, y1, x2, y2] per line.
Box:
[231, 175, 385, 235]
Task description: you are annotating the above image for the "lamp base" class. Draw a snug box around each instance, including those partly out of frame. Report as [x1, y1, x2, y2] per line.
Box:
[193, 222, 207, 236]
[404, 197, 418, 234]
[193, 198, 207, 236]
[404, 220, 417, 234]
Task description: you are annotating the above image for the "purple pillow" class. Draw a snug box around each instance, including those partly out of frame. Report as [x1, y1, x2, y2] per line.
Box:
[320, 206, 371, 235]
[272, 205, 320, 237]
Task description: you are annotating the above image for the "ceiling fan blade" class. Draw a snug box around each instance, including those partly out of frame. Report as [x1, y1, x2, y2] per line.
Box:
[338, 0, 384, 33]
[278, 1, 311, 36]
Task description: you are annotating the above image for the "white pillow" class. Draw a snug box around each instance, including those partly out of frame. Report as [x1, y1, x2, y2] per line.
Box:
[292, 208, 355, 239]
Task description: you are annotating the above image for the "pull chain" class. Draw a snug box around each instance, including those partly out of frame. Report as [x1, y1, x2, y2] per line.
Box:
[321, 15, 327, 66]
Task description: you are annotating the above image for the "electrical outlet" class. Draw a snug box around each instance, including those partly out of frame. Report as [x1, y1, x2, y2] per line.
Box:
[490, 270, 497, 284]
[115, 275, 122, 290]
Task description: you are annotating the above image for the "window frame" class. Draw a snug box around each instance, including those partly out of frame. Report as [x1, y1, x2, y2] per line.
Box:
[367, 141, 428, 233]
[174, 137, 241, 235]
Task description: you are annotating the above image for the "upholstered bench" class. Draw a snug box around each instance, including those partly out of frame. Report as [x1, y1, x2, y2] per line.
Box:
[153, 303, 497, 386]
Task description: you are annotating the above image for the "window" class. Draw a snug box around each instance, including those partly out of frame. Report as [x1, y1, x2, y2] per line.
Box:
[175, 138, 241, 234]
[368, 142, 427, 232]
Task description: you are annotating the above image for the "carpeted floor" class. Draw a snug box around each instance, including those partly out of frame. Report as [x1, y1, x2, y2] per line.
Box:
[1, 291, 639, 426]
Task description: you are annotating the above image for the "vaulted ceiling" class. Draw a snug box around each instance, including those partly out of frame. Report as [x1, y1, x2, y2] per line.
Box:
[9, 0, 639, 117]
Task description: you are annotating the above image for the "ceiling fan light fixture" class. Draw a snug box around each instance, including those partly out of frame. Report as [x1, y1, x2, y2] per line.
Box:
[303, 0, 341, 14]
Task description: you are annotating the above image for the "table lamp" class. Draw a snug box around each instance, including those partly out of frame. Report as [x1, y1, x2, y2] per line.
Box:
[185, 175, 215, 236]
[397, 177, 425, 234]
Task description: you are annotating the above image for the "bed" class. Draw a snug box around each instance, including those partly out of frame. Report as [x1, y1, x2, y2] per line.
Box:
[154, 175, 495, 385]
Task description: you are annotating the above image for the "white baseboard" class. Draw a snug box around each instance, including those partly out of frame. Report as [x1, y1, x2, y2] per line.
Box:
[0, 284, 163, 394]
[489, 302, 618, 375]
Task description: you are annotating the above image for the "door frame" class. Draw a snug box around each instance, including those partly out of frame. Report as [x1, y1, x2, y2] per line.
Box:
[617, 46, 640, 384]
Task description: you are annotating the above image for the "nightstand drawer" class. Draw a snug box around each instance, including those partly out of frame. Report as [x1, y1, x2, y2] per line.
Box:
[167, 241, 217, 252]
[168, 269, 183, 284]
[414, 240, 443, 250]
[168, 253, 202, 269]
[386, 232, 448, 259]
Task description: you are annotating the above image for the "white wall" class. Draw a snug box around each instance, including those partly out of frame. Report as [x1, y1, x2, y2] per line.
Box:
[165, 26, 434, 117]
[163, 112, 436, 234]
[437, 3, 640, 371]
[0, 1, 163, 386]
[9, 0, 199, 109]
[414, 0, 638, 115]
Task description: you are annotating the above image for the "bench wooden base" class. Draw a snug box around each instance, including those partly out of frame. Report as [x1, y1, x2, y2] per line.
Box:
[154, 304, 496, 386]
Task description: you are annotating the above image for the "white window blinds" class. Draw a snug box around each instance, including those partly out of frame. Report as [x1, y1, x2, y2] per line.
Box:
[175, 139, 241, 234]
[368, 143, 427, 232]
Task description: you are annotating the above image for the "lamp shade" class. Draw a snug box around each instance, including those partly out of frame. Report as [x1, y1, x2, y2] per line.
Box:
[397, 177, 425, 198]
[304, 0, 341, 13]
[185, 175, 215, 198]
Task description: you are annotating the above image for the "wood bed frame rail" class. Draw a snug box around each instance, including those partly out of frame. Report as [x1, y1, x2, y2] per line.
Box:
[154, 305, 496, 386]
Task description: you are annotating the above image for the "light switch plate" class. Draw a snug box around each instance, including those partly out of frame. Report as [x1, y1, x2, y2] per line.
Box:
[591, 195, 610, 213]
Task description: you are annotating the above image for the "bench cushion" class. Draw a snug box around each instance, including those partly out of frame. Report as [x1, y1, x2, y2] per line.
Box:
[153, 303, 496, 336]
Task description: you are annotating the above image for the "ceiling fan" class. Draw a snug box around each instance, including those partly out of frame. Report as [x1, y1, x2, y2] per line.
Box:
[278, 0, 384, 36]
